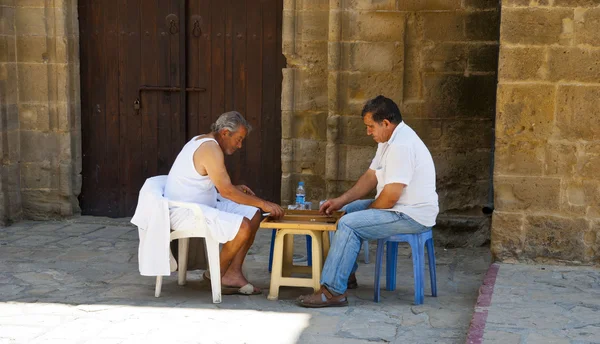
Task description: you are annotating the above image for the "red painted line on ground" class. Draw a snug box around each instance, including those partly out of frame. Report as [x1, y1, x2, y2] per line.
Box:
[465, 263, 500, 344]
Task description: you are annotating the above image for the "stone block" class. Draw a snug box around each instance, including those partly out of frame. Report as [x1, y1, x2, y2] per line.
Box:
[554, 0, 600, 6]
[291, 139, 326, 176]
[463, 0, 499, 9]
[575, 8, 600, 46]
[544, 142, 577, 176]
[52, 102, 70, 132]
[292, 68, 328, 112]
[422, 43, 468, 73]
[16, 36, 68, 63]
[342, 11, 406, 42]
[433, 150, 491, 185]
[433, 214, 491, 247]
[17, 63, 48, 102]
[404, 118, 442, 149]
[500, 8, 573, 45]
[441, 119, 494, 150]
[0, 35, 16, 62]
[338, 144, 377, 181]
[555, 85, 600, 141]
[498, 46, 545, 81]
[287, 173, 327, 204]
[494, 141, 544, 175]
[523, 215, 588, 262]
[19, 130, 59, 163]
[422, 12, 464, 41]
[397, 0, 461, 11]
[547, 47, 600, 83]
[47, 64, 69, 102]
[289, 41, 327, 69]
[0, 64, 18, 103]
[15, 7, 47, 36]
[559, 180, 597, 216]
[21, 189, 67, 219]
[338, 115, 373, 146]
[494, 176, 561, 212]
[495, 84, 555, 143]
[580, 152, 600, 180]
[437, 180, 489, 213]
[491, 211, 525, 261]
[18, 103, 49, 131]
[423, 74, 497, 119]
[345, 0, 396, 10]
[284, 0, 329, 11]
[0, 130, 20, 163]
[58, 163, 74, 197]
[0, 6, 15, 35]
[292, 111, 327, 141]
[340, 42, 403, 73]
[467, 44, 499, 73]
[20, 162, 55, 189]
[0, 103, 18, 131]
[296, 10, 329, 42]
[465, 11, 500, 41]
[340, 72, 404, 111]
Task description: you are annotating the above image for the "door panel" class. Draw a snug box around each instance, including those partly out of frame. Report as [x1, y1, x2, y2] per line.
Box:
[79, 0, 283, 217]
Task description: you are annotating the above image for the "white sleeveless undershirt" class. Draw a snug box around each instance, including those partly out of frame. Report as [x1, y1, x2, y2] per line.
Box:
[164, 137, 218, 207]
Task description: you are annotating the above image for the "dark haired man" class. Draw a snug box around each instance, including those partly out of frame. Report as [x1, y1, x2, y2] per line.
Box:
[297, 95, 439, 308]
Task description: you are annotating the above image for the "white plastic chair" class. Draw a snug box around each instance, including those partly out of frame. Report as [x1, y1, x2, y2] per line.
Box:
[155, 200, 222, 304]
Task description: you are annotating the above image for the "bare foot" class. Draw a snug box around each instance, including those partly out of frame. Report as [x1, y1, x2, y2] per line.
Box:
[221, 271, 261, 293]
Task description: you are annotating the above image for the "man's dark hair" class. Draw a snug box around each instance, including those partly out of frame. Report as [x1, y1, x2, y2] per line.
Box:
[360, 95, 402, 124]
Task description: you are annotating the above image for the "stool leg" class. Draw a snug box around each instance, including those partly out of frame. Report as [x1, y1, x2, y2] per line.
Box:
[306, 235, 312, 266]
[309, 232, 323, 293]
[363, 240, 370, 264]
[268, 229, 276, 272]
[374, 239, 385, 302]
[322, 231, 331, 261]
[386, 242, 398, 291]
[411, 237, 425, 305]
[177, 238, 189, 286]
[283, 233, 294, 277]
[155, 276, 163, 297]
[426, 238, 437, 297]
[268, 231, 286, 301]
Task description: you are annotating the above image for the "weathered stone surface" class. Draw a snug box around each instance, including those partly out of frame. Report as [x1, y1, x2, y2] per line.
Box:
[463, 0, 499, 9]
[435, 214, 491, 247]
[339, 72, 404, 112]
[437, 180, 489, 214]
[292, 111, 327, 141]
[491, 211, 525, 261]
[468, 44, 499, 72]
[555, 85, 600, 141]
[17, 63, 48, 102]
[288, 41, 327, 69]
[345, 0, 396, 10]
[0, 6, 16, 35]
[422, 12, 465, 42]
[494, 141, 544, 175]
[441, 119, 494, 150]
[501, 8, 573, 45]
[20, 162, 56, 190]
[498, 46, 545, 81]
[337, 115, 373, 146]
[0, 35, 16, 62]
[494, 176, 561, 212]
[284, 0, 329, 11]
[554, 0, 600, 7]
[342, 11, 406, 41]
[433, 150, 491, 185]
[337, 144, 376, 181]
[18, 103, 50, 131]
[495, 84, 555, 143]
[548, 47, 600, 84]
[291, 68, 328, 112]
[16, 35, 68, 63]
[575, 8, 600, 46]
[523, 215, 589, 262]
[291, 139, 327, 176]
[340, 42, 403, 73]
[544, 141, 577, 176]
[296, 10, 329, 42]
[465, 11, 500, 41]
[397, 0, 461, 11]
[424, 74, 497, 119]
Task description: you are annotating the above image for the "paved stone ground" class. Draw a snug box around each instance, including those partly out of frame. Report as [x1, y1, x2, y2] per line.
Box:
[0, 217, 491, 343]
[478, 263, 600, 344]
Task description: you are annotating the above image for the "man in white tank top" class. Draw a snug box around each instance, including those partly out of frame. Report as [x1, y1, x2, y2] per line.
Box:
[165, 111, 284, 295]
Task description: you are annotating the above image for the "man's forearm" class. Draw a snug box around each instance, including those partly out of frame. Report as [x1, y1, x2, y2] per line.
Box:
[339, 171, 377, 204]
[219, 185, 265, 209]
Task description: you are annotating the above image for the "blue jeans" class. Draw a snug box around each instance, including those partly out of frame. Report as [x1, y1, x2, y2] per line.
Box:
[321, 199, 431, 295]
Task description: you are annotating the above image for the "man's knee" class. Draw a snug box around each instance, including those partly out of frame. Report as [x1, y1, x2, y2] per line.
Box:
[236, 218, 252, 241]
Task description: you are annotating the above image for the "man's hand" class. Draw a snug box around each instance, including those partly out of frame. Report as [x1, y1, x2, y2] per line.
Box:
[319, 197, 345, 215]
[261, 201, 284, 219]
[235, 185, 255, 196]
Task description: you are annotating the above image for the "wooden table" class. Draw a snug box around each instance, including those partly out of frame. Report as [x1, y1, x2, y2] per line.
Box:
[260, 210, 344, 300]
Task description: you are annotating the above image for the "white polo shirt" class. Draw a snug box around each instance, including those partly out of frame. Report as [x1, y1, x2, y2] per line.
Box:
[369, 121, 439, 227]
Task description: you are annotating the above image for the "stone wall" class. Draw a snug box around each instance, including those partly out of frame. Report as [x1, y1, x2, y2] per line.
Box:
[493, 0, 600, 264]
[281, 0, 500, 246]
[0, 1, 81, 224]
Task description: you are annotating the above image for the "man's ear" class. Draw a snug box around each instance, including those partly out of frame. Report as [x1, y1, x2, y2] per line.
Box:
[382, 119, 391, 128]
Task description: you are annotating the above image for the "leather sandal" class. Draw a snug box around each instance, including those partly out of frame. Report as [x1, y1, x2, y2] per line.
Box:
[296, 286, 348, 308]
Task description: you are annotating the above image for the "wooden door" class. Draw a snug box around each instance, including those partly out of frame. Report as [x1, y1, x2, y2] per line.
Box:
[79, 0, 283, 217]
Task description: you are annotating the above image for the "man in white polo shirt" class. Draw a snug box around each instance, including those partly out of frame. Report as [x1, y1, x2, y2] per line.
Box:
[297, 95, 439, 308]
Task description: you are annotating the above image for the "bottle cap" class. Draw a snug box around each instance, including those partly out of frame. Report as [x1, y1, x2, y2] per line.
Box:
[299, 181, 304, 186]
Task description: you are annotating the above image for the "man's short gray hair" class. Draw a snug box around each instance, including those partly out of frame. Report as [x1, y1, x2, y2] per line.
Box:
[210, 111, 252, 134]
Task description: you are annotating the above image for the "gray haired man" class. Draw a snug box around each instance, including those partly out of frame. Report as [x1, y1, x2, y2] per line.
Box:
[165, 111, 284, 295]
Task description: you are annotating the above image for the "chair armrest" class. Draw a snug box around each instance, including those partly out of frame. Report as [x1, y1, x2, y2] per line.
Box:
[167, 200, 206, 222]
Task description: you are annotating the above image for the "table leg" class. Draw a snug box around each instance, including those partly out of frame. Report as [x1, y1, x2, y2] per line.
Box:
[268, 230, 286, 301]
[322, 231, 331, 262]
[282, 233, 294, 277]
[309, 231, 323, 293]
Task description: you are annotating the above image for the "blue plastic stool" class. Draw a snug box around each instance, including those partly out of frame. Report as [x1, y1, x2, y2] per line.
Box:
[373, 229, 437, 304]
[268, 230, 312, 272]
[327, 232, 370, 263]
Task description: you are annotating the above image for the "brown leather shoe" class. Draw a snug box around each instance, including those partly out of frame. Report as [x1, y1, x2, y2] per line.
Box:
[347, 273, 358, 289]
[296, 286, 348, 308]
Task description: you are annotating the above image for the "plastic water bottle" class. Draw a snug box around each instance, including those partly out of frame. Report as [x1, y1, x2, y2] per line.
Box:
[295, 181, 306, 207]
